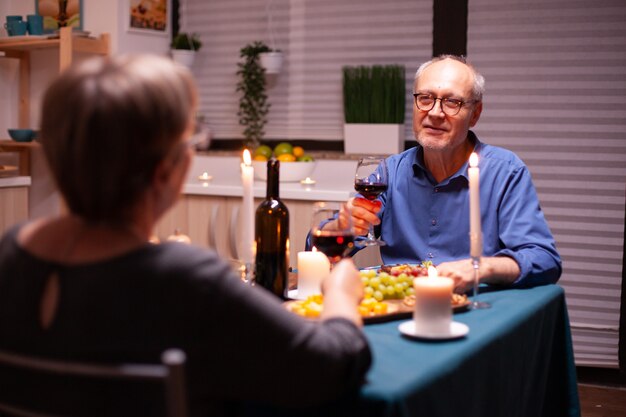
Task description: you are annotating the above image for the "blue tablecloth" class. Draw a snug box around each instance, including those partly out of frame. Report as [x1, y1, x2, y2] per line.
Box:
[247, 284, 580, 417]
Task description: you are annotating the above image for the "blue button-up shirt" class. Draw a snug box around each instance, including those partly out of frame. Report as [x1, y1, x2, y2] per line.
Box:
[373, 132, 561, 287]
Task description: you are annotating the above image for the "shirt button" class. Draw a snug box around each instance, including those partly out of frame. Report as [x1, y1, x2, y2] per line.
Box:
[431, 218, 437, 226]
[428, 252, 434, 258]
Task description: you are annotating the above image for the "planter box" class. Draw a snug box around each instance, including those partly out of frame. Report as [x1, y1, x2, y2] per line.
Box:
[343, 123, 405, 155]
[171, 50, 196, 68]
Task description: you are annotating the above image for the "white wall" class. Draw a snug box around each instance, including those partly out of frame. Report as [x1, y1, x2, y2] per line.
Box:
[0, 0, 172, 134]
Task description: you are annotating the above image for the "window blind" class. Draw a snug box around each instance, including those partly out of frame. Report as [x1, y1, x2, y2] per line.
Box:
[180, 0, 432, 142]
[468, 0, 626, 367]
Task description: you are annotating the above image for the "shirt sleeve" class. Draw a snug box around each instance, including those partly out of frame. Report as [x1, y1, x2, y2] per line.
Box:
[183, 252, 372, 407]
[494, 165, 562, 287]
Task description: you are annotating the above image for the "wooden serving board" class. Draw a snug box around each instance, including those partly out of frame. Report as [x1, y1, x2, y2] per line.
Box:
[284, 298, 470, 325]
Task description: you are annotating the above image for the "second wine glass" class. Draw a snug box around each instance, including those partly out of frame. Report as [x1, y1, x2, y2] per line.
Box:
[310, 203, 355, 265]
[354, 156, 388, 246]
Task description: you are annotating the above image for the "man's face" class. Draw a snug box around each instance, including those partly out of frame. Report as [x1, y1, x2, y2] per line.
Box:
[413, 59, 482, 153]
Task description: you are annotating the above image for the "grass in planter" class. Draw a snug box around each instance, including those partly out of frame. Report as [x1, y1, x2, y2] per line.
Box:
[343, 65, 405, 124]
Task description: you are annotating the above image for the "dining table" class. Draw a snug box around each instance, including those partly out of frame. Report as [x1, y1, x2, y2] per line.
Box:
[244, 284, 580, 417]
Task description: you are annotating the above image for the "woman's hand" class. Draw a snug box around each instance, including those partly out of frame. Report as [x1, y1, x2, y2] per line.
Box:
[320, 259, 363, 325]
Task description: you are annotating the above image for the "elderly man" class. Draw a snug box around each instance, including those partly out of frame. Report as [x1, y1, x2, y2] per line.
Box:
[348, 55, 561, 292]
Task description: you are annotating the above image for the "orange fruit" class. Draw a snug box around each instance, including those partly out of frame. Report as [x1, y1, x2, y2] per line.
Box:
[253, 154, 268, 162]
[293, 146, 304, 158]
[277, 153, 296, 162]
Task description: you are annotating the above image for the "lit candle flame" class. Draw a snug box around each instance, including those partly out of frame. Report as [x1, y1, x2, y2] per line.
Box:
[469, 152, 479, 168]
[243, 149, 252, 166]
[427, 265, 438, 279]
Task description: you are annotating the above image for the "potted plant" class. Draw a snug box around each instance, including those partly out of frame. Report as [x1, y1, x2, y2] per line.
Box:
[236, 41, 271, 149]
[342, 64, 406, 155]
[170, 32, 202, 67]
[259, 49, 284, 74]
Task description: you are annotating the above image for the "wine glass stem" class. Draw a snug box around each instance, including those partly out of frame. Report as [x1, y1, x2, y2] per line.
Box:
[472, 257, 480, 307]
[367, 223, 376, 241]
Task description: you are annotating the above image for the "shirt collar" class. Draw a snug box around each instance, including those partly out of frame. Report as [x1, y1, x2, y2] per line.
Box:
[412, 130, 483, 182]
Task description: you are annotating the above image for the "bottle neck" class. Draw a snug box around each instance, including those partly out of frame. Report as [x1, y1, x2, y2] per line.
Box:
[266, 160, 280, 199]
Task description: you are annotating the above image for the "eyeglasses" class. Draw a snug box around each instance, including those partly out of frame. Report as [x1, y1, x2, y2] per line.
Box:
[413, 93, 477, 116]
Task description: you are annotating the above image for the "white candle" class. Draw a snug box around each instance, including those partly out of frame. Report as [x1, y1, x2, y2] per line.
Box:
[297, 251, 330, 299]
[413, 266, 453, 335]
[468, 152, 482, 258]
[241, 149, 255, 264]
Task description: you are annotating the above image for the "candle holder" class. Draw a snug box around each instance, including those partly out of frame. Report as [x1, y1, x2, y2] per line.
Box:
[242, 262, 255, 285]
[230, 259, 255, 284]
[470, 256, 490, 309]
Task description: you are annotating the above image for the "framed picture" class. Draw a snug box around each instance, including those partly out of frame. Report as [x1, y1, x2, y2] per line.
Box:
[127, 0, 170, 36]
[35, 0, 84, 34]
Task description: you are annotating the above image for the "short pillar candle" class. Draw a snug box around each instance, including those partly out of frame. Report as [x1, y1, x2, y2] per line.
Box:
[297, 251, 330, 299]
[413, 266, 454, 335]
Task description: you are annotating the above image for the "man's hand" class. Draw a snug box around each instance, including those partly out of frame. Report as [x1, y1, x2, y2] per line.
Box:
[436, 259, 481, 294]
[346, 197, 382, 236]
[437, 256, 521, 293]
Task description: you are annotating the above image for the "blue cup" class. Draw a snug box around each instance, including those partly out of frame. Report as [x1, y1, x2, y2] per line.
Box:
[7, 20, 27, 36]
[27, 14, 43, 35]
[4, 15, 23, 36]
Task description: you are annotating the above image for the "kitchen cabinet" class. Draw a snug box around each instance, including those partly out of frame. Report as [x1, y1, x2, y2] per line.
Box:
[0, 186, 28, 236]
[155, 195, 317, 269]
[155, 194, 382, 270]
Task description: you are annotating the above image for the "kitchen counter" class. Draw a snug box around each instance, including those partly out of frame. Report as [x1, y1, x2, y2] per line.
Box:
[0, 176, 31, 188]
[184, 155, 358, 202]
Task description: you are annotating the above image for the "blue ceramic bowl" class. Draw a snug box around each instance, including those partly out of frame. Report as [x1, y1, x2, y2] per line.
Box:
[7, 129, 38, 142]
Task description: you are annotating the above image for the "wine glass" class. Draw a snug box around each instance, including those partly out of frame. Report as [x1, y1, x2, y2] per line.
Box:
[354, 156, 388, 246]
[310, 203, 356, 265]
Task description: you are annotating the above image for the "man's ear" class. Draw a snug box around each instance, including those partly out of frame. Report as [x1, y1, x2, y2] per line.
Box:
[469, 101, 483, 127]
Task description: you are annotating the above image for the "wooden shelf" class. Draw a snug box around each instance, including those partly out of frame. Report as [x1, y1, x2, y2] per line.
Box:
[0, 27, 110, 128]
[0, 140, 39, 176]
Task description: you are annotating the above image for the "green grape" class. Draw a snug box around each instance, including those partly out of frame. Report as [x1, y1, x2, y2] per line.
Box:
[364, 286, 374, 295]
[361, 276, 369, 285]
[373, 290, 384, 301]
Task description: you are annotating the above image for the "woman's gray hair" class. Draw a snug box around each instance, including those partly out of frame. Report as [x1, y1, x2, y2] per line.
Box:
[415, 55, 485, 101]
[40, 54, 197, 224]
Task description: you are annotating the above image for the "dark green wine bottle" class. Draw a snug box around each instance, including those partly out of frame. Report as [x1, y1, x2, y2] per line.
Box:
[254, 159, 289, 299]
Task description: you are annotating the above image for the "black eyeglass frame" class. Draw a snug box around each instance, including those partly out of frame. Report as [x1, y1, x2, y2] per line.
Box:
[413, 93, 478, 116]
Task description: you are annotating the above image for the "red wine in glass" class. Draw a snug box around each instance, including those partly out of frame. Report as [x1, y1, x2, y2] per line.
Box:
[311, 232, 355, 264]
[354, 181, 388, 201]
[354, 157, 388, 246]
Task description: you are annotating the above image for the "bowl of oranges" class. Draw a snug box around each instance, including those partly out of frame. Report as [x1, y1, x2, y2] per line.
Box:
[252, 142, 316, 182]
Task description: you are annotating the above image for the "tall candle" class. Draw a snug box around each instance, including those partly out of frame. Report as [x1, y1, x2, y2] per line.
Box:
[468, 152, 482, 258]
[241, 149, 255, 264]
[297, 251, 330, 299]
[413, 266, 453, 335]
